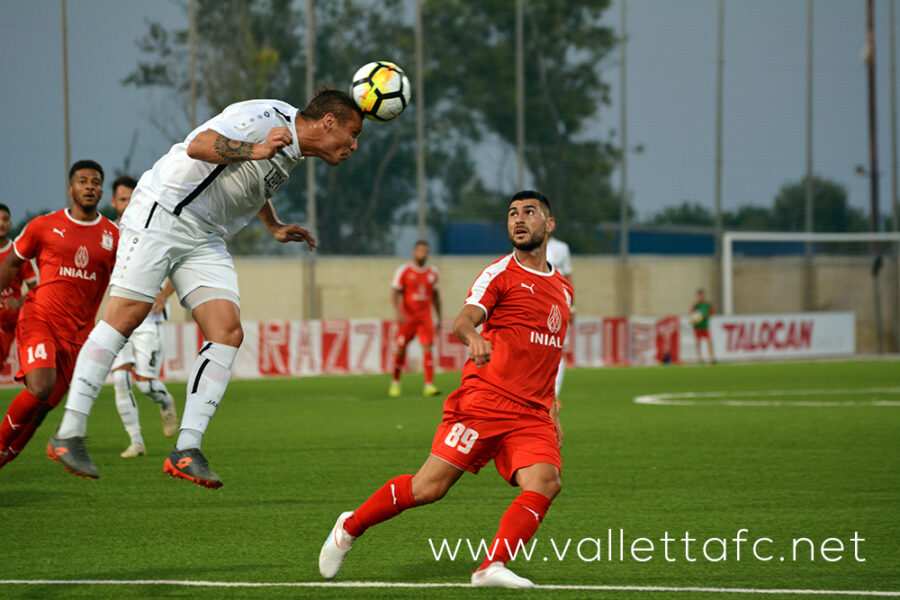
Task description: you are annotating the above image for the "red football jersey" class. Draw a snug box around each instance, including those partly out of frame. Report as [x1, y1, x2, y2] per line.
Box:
[14, 210, 118, 345]
[0, 240, 37, 330]
[462, 253, 574, 411]
[391, 263, 439, 321]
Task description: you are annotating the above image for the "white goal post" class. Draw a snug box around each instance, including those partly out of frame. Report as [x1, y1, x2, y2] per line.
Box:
[722, 231, 900, 315]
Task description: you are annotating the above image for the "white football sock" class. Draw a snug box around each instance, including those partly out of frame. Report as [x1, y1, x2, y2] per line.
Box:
[113, 369, 143, 444]
[176, 342, 238, 451]
[58, 321, 128, 438]
[136, 379, 173, 410]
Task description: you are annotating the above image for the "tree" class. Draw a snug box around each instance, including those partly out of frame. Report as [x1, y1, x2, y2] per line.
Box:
[124, 0, 621, 254]
[651, 201, 714, 227]
[425, 0, 620, 251]
[772, 175, 867, 232]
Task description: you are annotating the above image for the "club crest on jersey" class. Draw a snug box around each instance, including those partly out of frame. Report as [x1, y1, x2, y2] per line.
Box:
[530, 304, 564, 348]
[75, 246, 89, 269]
[547, 304, 562, 334]
[59, 245, 96, 281]
[101, 231, 114, 251]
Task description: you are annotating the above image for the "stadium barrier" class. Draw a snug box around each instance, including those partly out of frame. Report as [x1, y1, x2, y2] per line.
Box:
[0, 312, 856, 385]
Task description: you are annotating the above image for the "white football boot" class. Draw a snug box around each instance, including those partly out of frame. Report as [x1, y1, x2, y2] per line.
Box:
[319, 511, 356, 579]
[120, 441, 147, 458]
[471, 561, 535, 588]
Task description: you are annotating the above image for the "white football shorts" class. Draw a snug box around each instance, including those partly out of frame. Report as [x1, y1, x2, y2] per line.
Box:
[110, 189, 240, 309]
[111, 320, 164, 379]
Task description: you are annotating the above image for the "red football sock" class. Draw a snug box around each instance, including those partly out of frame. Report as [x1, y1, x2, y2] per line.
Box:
[479, 490, 553, 570]
[423, 351, 434, 385]
[0, 389, 42, 450]
[343, 474, 416, 537]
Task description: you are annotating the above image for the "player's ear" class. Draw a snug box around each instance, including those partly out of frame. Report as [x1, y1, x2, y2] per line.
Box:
[322, 112, 336, 131]
[546, 215, 556, 234]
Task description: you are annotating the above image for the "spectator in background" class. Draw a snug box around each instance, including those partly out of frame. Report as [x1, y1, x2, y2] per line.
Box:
[691, 288, 715, 364]
[546, 234, 573, 401]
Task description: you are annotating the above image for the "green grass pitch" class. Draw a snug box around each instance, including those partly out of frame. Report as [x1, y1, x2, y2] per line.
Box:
[0, 361, 898, 599]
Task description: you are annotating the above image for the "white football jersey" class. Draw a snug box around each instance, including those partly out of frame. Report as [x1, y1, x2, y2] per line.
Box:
[134, 99, 305, 236]
[546, 237, 573, 276]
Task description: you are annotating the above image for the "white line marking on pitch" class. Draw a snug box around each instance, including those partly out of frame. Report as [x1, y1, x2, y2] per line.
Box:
[634, 387, 900, 407]
[0, 580, 898, 596]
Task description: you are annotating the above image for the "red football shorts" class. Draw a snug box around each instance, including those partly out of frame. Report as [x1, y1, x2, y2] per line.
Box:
[397, 316, 435, 347]
[15, 318, 79, 386]
[694, 328, 711, 340]
[430, 386, 561, 486]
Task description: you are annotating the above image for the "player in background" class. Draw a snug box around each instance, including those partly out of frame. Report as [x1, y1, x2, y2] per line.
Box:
[545, 233, 573, 402]
[0, 204, 38, 373]
[50, 89, 363, 488]
[0, 161, 118, 470]
[691, 288, 715, 364]
[319, 191, 572, 588]
[107, 176, 179, 458]
[389, 240, 442, 398]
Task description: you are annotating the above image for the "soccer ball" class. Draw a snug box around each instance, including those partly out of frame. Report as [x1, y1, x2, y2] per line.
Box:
[692, 311, 704, 324]
[350, 61, 411, 121]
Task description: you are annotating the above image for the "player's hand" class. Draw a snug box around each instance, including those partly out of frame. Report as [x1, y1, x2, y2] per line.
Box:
[467, 336, 492, 367]
[555, 420, 564, 448]
[259, 127, 293, 159]
[270, 224, 317, 250]
[150, 293, 167, 315]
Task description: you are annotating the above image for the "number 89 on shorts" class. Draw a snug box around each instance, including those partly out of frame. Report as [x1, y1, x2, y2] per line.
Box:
[443, 423, 479, 455]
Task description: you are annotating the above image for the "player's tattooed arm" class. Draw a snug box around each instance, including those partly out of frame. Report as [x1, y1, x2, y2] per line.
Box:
[188, 127, 293, 163]
[213, 135, 254, 162]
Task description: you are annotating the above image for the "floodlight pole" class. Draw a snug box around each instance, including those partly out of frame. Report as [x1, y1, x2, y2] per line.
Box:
[804, 0, 814, 311]
[516, 0, 525, 191]
[415, 0, 426, 241]
[889, 0, 900, 351]
[619, 0, 629, 316]
[714, 0, 725, 312]
[865, 0, 884, 354]
[305, 0, 318, 320]
[189, 0, 197, 130]
[61, 0, 71, 201]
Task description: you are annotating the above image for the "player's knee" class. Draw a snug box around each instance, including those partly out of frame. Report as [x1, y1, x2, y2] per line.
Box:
[26, 378, 56, 401]
[542, 477, 562, 500]
[218, 324, 243, 348]
[411, 478, 451, 505]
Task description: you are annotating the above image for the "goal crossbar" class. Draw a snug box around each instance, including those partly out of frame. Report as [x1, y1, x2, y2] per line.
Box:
[722, 231, 900, 315]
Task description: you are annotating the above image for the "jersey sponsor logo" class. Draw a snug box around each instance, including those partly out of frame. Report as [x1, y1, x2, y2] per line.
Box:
[530, 330, 563, 348]
[101, 231, 114, 251]
[58, 266, 97, 281]
[521, 282, 535, 294]
[52, 228, 66, 238]
[548, 304, 562, 334]
[75, 245, 89, 268]
[263, 167, 287, 198]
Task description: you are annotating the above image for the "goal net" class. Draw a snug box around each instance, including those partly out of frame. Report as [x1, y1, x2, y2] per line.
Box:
[722, 231, 900, 353]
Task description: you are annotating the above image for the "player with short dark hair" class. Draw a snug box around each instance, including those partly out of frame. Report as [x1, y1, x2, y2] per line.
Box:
[50, 89, 364, 487]
[319, 190, 572, 588]
[0, 161, 118, 470]
[389, 240, 442, 398]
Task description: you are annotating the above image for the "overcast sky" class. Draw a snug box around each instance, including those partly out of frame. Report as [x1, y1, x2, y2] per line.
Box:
[0, 0, 897, 232]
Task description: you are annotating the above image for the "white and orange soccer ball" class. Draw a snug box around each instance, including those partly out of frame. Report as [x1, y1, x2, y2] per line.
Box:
[350, 61, 411, 121]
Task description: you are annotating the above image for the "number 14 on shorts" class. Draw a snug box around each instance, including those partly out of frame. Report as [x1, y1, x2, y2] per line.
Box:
[26, 343, 48, 364]
[444, 423, 479, 454]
